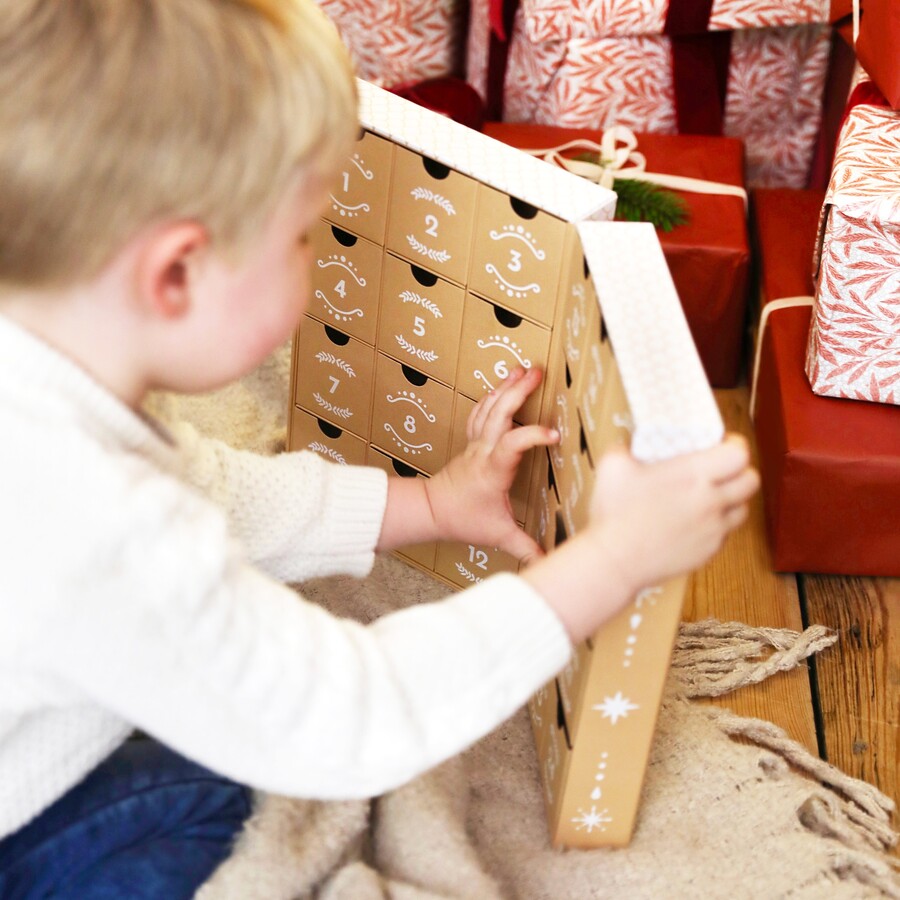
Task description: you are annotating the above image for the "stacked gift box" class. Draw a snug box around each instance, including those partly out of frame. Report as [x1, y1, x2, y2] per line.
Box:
[750, 52, 900, 577]
[466, 0, 835, 189]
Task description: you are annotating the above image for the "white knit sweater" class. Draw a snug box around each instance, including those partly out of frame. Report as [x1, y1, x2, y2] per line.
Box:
[0, 315, 571, 839]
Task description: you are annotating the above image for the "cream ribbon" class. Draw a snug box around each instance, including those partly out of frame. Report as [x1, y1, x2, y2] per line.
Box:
[749, 297, 815, 420]
[853, 0, 860, 44]
[522, 126, 748, 209]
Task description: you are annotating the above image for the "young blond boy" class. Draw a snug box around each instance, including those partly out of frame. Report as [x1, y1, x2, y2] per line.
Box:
[0, 1, 758, 896]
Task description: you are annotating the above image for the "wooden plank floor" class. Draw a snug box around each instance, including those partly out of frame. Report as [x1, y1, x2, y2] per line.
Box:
[683, 387, 900, 840]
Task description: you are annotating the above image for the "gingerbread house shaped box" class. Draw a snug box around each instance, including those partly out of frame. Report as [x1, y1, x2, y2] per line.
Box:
[288, 80, 724, 848]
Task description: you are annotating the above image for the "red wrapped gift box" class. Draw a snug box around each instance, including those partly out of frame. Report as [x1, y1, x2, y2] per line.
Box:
[752, 188, 900, 576]
[484, 123, 750, 388]
[855, 0, 900, 109]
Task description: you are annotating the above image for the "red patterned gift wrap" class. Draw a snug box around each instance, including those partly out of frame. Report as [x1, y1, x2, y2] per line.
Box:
[805, 81, 900, 405]
[318, 0, 464, 88]
[752, 188, 900, 577]
[466, 0, 832, 189]
[484, 123, 750, 386]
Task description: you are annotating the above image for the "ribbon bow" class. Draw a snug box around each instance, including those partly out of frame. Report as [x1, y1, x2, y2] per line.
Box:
[522, 125, 748, 208]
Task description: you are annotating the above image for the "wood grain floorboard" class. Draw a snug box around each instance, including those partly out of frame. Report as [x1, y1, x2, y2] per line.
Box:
[803, 574, 900, 822]
[682, 387, 818, 754]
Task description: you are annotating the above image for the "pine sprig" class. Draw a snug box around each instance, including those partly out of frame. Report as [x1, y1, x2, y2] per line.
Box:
[571, 152, 689, 232]
[613, 177, 688, 233]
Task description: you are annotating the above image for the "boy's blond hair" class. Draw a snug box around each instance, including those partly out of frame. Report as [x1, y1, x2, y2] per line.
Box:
[0, 0, 358, 289]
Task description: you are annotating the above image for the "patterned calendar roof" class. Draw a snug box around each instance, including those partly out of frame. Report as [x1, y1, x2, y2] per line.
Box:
[357, 80, 617, 224]
[578, 222, 724, 462]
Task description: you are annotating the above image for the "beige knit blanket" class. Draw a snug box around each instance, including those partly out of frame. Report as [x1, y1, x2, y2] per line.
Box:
[147, 347, 900, 899]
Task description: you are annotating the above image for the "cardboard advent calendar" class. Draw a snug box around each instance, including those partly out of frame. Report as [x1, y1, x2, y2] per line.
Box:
[288, 80, 724, 848]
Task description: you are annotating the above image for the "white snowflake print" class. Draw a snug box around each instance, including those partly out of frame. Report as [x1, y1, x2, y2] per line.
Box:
[592, 692, 639, 725]
[571, 806, 613, 834]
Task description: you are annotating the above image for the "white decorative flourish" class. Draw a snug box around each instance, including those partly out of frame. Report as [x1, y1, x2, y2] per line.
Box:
[571, 806, 613, 834]
[313, 393, 352, 419]
[410, 187, 456, 216]
[315, 291, 364, 323]
[307, 442, 347, 465]
[489, 225, 547, 260]
[351, 153, 373, 180]
[400, 290, 443, 318]
[612, 411, 635, 433]
[455, 562, 482, 583]
[476, 335, 533, 368]
[473, 369, 496, 392]
[328, 197, 371, 216]
[385, 390, 436, 422]
[592, 692, 639, 726]
[314, 352, 356, 377]
[396, 334, 439, 363]
[384, 423, 433, 454]
[485, 263, 541, 299]
[407, 235, 451, 263]
[317, 256, 367, 286]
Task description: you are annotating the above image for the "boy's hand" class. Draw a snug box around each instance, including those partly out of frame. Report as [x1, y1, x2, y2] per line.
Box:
[424, 367, 559, 564]
[588, 434, 760, 597]
[521, 434, 759, 643]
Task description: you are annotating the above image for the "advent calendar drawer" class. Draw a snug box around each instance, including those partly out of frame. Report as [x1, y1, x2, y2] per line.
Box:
[371, 354, 453, 475]
[456, 293, 551, 425]
[288, 407, 368, 467]
[294, 317, 375, 439]
[309, 221, 383, 345]
[366, 448, 436, 570]
[385, 146, 478, 286]
[324, 129, 393, 245]
[524, 449, 560, 556]
[556, 247, 599, 393]
[449, 393, 533, 524]
[469, 185, 570, 327]
[433, 541, 519, 589]
[577, 335, 632, 465]
[557, 413, 595, 538]
[377, 253, 465, 386]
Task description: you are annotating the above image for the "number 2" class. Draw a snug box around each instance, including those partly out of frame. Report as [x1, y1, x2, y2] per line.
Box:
[424, 214, 439, 238]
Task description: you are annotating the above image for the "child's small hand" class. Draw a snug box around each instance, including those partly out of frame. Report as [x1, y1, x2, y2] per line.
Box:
[425, 367, 559, 564]
[587, 434, 760, 596]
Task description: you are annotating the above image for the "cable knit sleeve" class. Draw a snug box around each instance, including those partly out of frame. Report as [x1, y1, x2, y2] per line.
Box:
[167, 422, 388, 582]
[29, 465, 571, 800]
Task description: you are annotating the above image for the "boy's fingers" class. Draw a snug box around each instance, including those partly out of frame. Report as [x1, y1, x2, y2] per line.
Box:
[702, 434, 751, 482]
[722, 502, 749, 531]
[498, 424, 560, 460]
[467, 368, 527, 441]
[481, 367, 542, 442]
[499, 527, 544, 567]
[718, 467, 760, 507]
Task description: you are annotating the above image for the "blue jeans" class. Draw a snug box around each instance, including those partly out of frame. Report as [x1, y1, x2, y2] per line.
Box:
[0, 738, 252, 899]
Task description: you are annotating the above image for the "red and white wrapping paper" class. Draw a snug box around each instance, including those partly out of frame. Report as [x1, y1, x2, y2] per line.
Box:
[467, 0, 831, 188]
[521, 0, 831, 42]
[318, 0, 463, 88]
[805, 97, 900, 405]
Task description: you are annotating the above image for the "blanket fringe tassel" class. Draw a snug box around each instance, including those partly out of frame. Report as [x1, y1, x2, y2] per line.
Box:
[675, 619, 900, 897]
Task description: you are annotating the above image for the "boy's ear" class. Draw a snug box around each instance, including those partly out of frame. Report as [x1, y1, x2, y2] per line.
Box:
[136, 221, 209, 319]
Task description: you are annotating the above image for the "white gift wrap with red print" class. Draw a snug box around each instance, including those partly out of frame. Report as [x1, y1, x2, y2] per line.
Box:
[318, 0, 463, 87]
[805, 102, 900, 406]
[521, 0, 830, 43]
[466, 0, 830, 189]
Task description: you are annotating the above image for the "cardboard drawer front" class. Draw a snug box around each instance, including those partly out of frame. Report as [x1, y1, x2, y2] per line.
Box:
[288, 407, 368, 467]
[468, 185, 570, 327]
[309, 220, 383, 346]
[385, 146, 478, 286]
[456, 293, 551, 425]
[433, 541, 519, 588]
[371, 354, 454, 475]
[294, 317, 375, 439]
[324, 129, 393, 246]
[377, 253, 465, 386]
